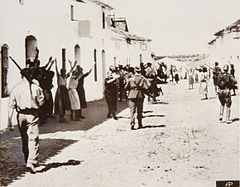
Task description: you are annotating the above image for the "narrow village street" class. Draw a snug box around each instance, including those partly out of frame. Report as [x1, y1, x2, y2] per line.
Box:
[0, 80, 239, 187]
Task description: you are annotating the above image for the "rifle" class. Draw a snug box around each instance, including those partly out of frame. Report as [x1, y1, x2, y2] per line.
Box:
[9, 56, 34, 84]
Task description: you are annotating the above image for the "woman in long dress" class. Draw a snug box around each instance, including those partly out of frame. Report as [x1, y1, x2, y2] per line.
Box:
[186, 67, 195, 89]
[54, 59, 76, 123]
[68, 69, 82, 121]
[76, 65, 92, 118]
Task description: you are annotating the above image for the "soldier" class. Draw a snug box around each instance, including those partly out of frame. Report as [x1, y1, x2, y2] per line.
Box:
[217, 64, 237, 124]
[229, 63, 236, 96]
[145, 62, 158, 103]
[7, 68, 45, 173]
[125, 66, 151, 130]
[212, 62, 222, 94]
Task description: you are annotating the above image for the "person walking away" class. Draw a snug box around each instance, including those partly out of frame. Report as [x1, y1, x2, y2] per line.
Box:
[174, 67, 180, 84]
[230, 63, 236, 96]
[212, 62, 222, 94]
[217, 64, 237, 124]
[104, 71, 119, 120]
[7, 68, 45, 173]
[76, 65, 92, 119]
[124, 66, 151, 130]
[145, 62, 158, 103]
[199, 67, 209, 100]
[54, 59, 76, 123]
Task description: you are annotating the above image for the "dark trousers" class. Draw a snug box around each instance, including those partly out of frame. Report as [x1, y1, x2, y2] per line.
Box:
[128, 98, 144, 126]
[218, 88, 232, 107]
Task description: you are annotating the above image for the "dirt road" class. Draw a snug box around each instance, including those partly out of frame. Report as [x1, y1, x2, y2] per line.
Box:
[2, 80, 239, 187]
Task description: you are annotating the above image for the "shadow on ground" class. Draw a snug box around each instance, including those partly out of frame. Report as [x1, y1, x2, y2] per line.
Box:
[232, 118, 239, 123]
[37, 159, 83, 173]
[144, 114, 165, 118]
[0, 99, 128, 186]
[0, 139, 77, 186]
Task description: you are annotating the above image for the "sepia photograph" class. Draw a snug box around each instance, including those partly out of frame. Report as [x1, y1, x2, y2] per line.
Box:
[0, 0, 239, 186]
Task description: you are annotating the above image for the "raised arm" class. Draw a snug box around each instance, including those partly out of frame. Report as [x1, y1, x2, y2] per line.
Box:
[55, 58, 60, 75]
[43, 56, 53, 69]
[66, 60, 77, 78]
[47, 59, 54, 71]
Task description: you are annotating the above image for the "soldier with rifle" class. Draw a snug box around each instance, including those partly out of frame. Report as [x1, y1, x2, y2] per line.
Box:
[7, 56, 45, 173]
[125, 66, 151, 130]
[217, 64, 237, 124]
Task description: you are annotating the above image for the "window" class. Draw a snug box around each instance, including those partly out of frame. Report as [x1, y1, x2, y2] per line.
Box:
[102, 10, 105, 29]
[94, 49, 97, 81]
[25, 35, 37, 65]
[74, 45, 81, 66]
[62, 48, 66, 69]
[71, 5, 74, 21]
[1, 44, 9, 97]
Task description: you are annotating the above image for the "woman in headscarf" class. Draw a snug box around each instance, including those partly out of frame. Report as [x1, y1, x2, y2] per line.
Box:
[104, 71, 119, 120]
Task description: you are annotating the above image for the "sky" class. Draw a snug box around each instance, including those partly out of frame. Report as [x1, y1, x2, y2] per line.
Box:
[104, 0, 240, 55]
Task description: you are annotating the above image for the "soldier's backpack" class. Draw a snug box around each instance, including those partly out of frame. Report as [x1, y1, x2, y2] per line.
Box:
[217, 73, 237, 89]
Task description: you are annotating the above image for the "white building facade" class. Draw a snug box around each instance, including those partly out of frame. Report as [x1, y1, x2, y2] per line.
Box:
[0, 0, 152, 130]
[208, 19, 240, 81]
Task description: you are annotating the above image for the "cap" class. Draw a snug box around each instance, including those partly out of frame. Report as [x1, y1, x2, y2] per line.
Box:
[134, 66, 141, 72]
[223, 64, 229, 71]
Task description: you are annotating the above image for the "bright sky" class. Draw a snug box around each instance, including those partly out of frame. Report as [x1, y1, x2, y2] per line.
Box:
[105, 0, 240, 55]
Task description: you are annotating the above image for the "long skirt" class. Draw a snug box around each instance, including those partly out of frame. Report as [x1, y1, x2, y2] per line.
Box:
[189, 75, 194, 85]
[77, 86, 87, 108]
[68, 88, 81, 110]
[54, 86, 71, 115]
[200, 81, 208, 94]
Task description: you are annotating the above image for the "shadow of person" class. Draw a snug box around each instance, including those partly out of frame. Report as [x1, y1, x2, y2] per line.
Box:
[144, 114, 165, 118]
[117, 116, 130, 119]
[142, 110, 153, 114]
[152, 101, 169, 104]
[139, 125, 166, 129]
[36, 159, 83, 173]
[232, 118, 240, 123]
[208, 96, 217, 100]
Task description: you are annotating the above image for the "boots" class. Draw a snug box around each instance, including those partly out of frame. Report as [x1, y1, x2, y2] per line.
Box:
[130, 122, 135, 130]
[79, 109, 85, 119]
[226, 107, 231, 124]
[70, 110, 74, 121]
[112, 112, 118, 120]
[219, 105, 224, 121]
[74, 110, 81, 121]
[138, 119, 143, 129]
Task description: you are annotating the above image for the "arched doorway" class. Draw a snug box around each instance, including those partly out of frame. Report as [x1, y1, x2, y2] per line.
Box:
[1, 44, 9, 97]
[74, 45, 81, 66]
[25, 35, 37, 66]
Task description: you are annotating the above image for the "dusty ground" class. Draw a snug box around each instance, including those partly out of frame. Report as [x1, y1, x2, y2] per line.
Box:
[1, 80, 239, 187]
